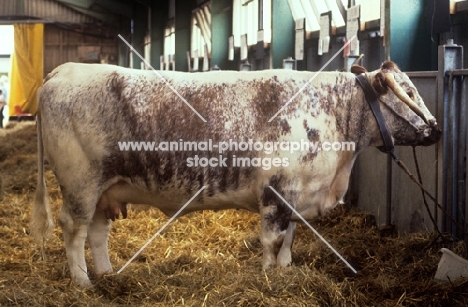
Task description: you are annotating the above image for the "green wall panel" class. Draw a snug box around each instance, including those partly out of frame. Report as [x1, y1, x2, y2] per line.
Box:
[211, 0, 236, 70]
[174, 0, 196, 72]
[271, 0, 294, 69]
[131, 2, 147, 69]
[389, 0, 434, 71]
[150, 2, 168, 69]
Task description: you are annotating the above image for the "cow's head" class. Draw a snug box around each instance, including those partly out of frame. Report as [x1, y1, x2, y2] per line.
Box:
[351, 61, 441, 147]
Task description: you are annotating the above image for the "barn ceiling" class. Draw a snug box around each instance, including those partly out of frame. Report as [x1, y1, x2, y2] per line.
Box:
[0, 0, 152, 31]
[52, 0, 150, 24]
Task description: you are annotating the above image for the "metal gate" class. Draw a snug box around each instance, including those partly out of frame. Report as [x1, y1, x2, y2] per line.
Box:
[353, 40, 468, 239]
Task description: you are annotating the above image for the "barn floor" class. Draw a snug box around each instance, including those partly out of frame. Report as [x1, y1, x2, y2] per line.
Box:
[0, 122, 467, 306]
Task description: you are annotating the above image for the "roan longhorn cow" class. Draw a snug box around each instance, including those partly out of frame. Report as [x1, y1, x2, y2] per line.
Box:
[31, 61, 441, 287]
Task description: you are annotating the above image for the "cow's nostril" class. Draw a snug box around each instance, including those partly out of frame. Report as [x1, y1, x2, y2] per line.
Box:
[422, 125, 442, 146]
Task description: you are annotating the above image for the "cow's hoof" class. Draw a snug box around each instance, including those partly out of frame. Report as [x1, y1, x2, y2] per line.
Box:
[73, 277, 93, 289]
[95, 267, 113, 277]
[277, 252, 292, 267]
[262, 260, 276, 271]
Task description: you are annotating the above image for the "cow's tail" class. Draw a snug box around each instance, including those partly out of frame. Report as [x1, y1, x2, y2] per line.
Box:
[31, 102, 54, 257]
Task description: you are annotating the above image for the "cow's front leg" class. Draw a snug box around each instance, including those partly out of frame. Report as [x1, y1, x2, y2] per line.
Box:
[58, 204, 92, 287]
[277, 221, 296, 267]
[88, 208, 113, 276]
[260, 183, 294, 269]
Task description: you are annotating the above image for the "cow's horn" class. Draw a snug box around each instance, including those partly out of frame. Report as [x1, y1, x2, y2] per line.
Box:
[384, 73, 429, 125]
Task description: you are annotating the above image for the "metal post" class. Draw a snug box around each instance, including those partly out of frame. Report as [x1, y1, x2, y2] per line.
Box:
[438, 39, 463, 237]
[460, 76, 468, 243]
[455, 72, 466, 239]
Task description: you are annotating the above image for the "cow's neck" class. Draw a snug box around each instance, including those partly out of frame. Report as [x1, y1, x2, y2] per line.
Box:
[337, 73, 382, 152]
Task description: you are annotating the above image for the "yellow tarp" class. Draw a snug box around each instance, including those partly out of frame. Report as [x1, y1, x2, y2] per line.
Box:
[9, 23, 43, 115]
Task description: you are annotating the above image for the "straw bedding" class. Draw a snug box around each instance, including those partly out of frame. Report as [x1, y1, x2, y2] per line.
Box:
[0, 122, 467, 306]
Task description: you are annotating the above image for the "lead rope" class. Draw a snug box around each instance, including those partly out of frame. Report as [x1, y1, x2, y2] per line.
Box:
[411, 146, 442, 236]
[389, 149, 468, 238]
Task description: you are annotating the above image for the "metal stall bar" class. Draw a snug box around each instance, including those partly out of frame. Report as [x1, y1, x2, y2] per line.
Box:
[449, 71, 468, 239]
[439, 40, 463, 238]
[465, 75, 468, 238]
[451, 70, 468, 238]
[450, 71, 459, 237]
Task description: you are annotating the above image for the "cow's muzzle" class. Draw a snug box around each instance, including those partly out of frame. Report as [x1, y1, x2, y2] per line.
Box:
[421, 120, 442, 146]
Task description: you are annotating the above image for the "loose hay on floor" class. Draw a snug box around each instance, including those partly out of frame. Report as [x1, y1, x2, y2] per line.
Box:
[0, 122, 467, 306]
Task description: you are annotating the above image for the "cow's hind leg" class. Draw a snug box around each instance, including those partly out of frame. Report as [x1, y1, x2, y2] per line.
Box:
[260, 181, 296, 269]
[58, 197, 93, 287]
[58, 185, 98, 287]
[87, 208, 113, 276]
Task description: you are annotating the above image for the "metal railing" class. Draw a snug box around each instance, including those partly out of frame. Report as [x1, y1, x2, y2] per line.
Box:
[439, 40, 467, 238]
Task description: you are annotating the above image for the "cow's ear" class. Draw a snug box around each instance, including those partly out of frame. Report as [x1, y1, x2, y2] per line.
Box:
[372, 72, 389, 95]
[372, 61, 401, 95]
[380, 60, 401, 73]
[350, 64, 367, 75]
